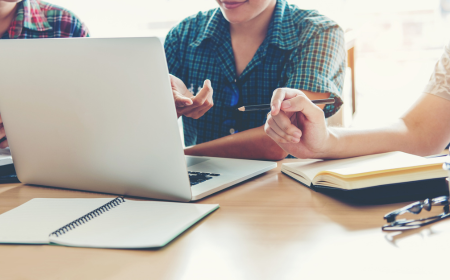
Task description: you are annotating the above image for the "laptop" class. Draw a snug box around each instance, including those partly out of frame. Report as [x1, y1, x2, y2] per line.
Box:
[0, 37, 276, 202]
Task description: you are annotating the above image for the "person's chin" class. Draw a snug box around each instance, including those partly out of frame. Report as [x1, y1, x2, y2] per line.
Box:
[222, 12, 252, 24]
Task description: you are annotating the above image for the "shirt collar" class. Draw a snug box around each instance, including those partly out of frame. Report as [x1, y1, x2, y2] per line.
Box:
[191, 8, 229, 47]
[266, 0, 299, 50]
[9, 0, 52, 38]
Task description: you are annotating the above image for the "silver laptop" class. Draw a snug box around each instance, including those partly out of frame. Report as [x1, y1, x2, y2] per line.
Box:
[0, 37, 276, 201]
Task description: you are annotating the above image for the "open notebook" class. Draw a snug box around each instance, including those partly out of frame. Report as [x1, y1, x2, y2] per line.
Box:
[0, 197, 218, 249]
[282, 152, 449, 203]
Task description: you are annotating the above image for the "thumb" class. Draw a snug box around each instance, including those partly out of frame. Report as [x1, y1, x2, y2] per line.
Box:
[194, 79, 213, 102]
[280, 95, 324, 122]
[271, 88, 300, 116]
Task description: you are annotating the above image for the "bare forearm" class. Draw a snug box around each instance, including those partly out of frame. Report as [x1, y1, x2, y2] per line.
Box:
[324, 120, 412, 158]
[328, 94, 450, 158]
[324, 95, 450, 158]
[268, 92, 450, 159]
[185, 126, 288, 160]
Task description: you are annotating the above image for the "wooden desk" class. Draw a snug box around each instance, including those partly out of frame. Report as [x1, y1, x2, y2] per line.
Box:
[0, 160, 448, 280]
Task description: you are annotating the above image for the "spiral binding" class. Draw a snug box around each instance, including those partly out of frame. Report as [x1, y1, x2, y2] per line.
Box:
[49, 196, 126, 237]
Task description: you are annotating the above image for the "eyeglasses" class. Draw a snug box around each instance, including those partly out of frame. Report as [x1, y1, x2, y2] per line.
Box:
[382, 196, 450, 231]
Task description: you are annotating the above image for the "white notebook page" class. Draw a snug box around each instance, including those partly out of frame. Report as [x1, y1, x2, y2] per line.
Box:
[0, 198, 114, 244]
[49, 200, 219, 248]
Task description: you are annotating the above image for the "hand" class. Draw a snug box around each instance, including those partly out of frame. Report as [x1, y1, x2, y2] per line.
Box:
[170, 74, 214, 119]
[0, 115, 8, 149]
[264, 88, 331, 158]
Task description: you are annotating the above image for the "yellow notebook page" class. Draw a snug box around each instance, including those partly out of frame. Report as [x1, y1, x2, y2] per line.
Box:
[319, 165, 446, 183]
[316, 153, 447, 179]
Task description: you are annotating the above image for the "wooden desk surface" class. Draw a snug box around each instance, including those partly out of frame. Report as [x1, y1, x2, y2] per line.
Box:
[0, 160, 448, 280]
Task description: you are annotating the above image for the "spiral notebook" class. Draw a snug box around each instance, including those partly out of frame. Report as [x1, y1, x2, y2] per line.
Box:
[0, 197, 219, 248]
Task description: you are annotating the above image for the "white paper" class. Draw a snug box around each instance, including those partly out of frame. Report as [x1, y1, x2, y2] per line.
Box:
[0, 198, 114, 244]
[50, 200, 219, 248]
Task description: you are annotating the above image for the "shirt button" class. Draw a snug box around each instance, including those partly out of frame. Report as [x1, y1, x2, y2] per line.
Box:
[234, 79, 237, 83]
[229, 128, 235, 134]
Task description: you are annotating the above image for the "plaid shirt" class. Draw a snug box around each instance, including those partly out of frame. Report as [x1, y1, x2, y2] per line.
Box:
[0, 0, 88, 39]
[165, 0, 346, 146]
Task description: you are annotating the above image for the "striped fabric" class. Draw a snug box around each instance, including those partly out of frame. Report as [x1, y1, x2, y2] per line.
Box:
[1, 0, 88, 39]
[165, 0, 346, 147]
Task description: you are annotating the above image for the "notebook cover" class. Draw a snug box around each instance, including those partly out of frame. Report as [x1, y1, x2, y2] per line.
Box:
[284, 171, 448, 204]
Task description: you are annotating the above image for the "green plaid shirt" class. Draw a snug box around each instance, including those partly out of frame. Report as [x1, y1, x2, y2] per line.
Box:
[165, 0, 346, 146]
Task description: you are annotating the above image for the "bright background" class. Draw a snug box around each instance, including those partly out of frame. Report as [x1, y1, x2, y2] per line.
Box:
[50, 0, 450, 128]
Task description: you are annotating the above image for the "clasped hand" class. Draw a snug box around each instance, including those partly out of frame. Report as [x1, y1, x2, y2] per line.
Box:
[170, 74, 214, 119]
[264, 88, 331, 158]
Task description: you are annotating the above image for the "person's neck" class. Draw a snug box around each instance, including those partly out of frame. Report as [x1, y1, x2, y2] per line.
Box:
[0, 2, 19, 37]
[229, 2, 276, 40]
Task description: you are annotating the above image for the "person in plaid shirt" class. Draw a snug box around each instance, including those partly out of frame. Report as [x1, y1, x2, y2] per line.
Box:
[165, 0, 346, 160]
[0, 0, 88, 147]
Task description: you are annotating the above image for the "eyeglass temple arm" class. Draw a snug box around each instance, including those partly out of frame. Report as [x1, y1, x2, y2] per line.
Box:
[383, 201, 421, 223]
[432, 196, 449, 205]
[384, 196, 450, 223]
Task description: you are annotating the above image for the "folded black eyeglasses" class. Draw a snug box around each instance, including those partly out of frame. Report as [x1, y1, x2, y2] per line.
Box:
[382, 195, 450, 231]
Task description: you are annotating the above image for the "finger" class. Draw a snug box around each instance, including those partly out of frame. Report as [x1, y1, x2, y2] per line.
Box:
[174, 92, 193, 107]
[264, 124, 290, 144]
[269, 114, 301, 143]
[178, 80, 214, 118]
[0, 126, 5, 139]
[177, 106, 193, 117]
[0, 139, 8, 149]
[272, 112, 303, 141]
[192, 80, 213, 106]
[193, 105, 213, 119]
[177, 104, 206, 119]
[170, 74, 194, 107]
[266, 112, 303, 143]
[280, 94, 324, 121]
[270, 88, 300, 116]
[0, 124, 8, 148]
[266, 115, 292, 143]
[181, 103, 212, 119]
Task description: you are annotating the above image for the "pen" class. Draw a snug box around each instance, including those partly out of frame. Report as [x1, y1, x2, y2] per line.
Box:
[237, 98, 335, 112]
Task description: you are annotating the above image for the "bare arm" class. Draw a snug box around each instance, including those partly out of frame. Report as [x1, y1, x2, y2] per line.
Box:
[185, 90, 331, 161]
[265, 91, 450, 159]
[185, 125, 288, 160]
[328, 93, 450, 157]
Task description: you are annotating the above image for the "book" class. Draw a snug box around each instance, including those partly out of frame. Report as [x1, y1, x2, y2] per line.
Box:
[282, 152, 449, 203]
[0, 197, 219, 248]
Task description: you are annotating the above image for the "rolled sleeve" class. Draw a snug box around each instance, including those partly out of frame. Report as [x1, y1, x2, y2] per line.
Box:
[285, 26, 346, 117]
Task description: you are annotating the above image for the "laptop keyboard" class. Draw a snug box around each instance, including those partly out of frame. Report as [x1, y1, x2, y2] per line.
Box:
[188, 171, 221, 186]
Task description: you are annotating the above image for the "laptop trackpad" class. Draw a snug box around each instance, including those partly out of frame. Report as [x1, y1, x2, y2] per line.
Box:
[186, 157, 210, 167]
